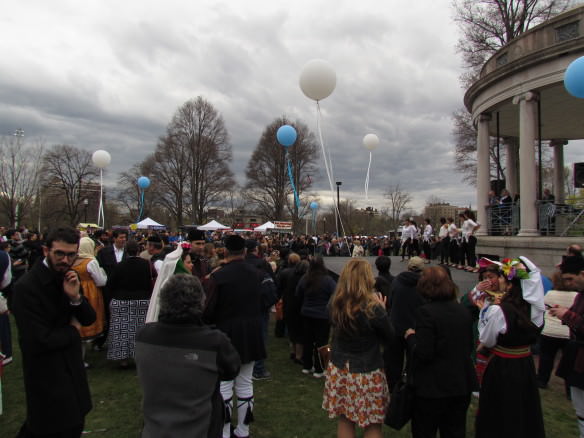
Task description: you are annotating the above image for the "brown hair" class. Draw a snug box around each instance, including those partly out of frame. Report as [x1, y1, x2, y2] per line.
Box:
[288, 253, 301, 266]
[417, 266, 457, 301]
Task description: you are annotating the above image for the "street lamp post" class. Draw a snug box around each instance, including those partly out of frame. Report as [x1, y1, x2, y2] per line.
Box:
[323, 216, 326, 234]
[84, 198, 89, 223]
[336, 181, 342, 237]
[13, 129, 24, 228]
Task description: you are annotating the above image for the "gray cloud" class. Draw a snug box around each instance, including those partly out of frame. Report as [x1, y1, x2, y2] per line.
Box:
[0, 0, 499, 217]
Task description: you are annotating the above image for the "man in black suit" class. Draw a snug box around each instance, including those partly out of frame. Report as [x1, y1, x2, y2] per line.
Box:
[12, 227, 96, 437]
[96, 229, 127, 276]
[95, 229, 127, 348]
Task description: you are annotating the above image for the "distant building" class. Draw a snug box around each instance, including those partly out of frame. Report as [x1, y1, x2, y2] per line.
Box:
[423, 203, 467, 226]
[232, 209, 262, 230]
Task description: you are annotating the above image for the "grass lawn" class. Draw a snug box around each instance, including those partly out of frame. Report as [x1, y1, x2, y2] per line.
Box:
[1, 315, 579, 437]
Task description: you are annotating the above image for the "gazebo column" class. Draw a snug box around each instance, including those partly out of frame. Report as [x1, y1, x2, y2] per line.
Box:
[512, 91, 540, 237]
[505, 140, 518, 197]
[476, 113, 491, 236]
[551, 139, 567, 203]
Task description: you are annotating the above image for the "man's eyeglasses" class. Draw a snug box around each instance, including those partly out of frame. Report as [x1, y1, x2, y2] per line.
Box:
[52, 250, 78, 259]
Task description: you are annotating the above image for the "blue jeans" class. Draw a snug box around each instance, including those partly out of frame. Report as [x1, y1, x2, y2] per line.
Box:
[253, 311, 270, 375]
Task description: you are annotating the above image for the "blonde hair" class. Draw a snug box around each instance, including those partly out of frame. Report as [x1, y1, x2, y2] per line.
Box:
[330, 259, 379, 332]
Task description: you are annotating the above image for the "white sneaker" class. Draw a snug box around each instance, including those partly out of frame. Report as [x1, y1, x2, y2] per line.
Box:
[2, 356, 13, 366]
[313, 372, 324, 378]
[302, 367, 314, 374]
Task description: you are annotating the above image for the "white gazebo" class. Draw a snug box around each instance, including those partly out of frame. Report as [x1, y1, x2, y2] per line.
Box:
[136, 217, 165, 229]
[198, 220, 231, 231]
[254, 221, 276, 232]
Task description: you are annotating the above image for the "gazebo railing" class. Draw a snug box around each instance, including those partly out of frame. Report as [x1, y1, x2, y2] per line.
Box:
[486, 201, 584, 236]
[486, 204, 519, 235]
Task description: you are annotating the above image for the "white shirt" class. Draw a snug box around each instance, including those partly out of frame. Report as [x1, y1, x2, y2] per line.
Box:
[86, 259, 107, 287]
[401, 225, 416, 241]
[114, 246, 125, 263]
[423, 225, 433, 242]
[461, 219, 478, 242]
[438, 224, 448, 239]
[447, 223, 458, 239]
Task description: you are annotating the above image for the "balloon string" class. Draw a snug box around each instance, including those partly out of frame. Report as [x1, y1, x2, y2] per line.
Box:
[316, 102, 346, 237]
[286, 153, 301, 210]
[365, 151, 372, 201]
[137, 189, 145, 222]
[98, 169, 104, 228]
[312, 209, 317, 233]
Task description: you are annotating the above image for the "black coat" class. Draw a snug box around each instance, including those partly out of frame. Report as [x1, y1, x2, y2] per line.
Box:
[389, 271, 422, 337]
[406, 301, 478, 398]
[109, 256, 153, 300]
[96, 245, 126, 277]
[204, 259, 266, 364]
[12, 261, 96, 433]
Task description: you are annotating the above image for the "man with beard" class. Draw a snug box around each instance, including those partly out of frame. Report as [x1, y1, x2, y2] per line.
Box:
[188, 229, 211, 281]
[12, 227, 96, 438]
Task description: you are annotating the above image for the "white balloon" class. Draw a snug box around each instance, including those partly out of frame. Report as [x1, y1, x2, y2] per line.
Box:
[92, 150, 111, 169]
[363, 134, 379, 151]
[299, 59, 337, 101]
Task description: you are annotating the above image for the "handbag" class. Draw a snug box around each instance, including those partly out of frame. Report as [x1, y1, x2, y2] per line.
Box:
[317, 344, 331, 370]
[384, 349, 414, 430]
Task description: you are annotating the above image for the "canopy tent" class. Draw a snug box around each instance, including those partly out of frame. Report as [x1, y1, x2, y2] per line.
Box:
[136, 217, 165, 229]
[78, 223, 101, 229]
[254, 221, 276, 232]
[198, 220, 231, 231]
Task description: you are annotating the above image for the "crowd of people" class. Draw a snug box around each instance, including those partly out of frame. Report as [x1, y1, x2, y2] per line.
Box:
[0, 223, 583, 437]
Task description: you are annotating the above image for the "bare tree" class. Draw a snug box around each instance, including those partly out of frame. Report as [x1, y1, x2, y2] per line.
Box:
[384, 184, 412, 229]
[150, 134, 192, 227]
[42, 145, 99, 226]
[0, 133, 44, 228]
[245, 117, 319, 226]
[454, 0, 571, 80]
[169, 97, 235, 224]
[452, 0, 571, 182]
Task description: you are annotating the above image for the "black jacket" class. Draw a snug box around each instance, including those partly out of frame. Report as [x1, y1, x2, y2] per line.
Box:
[109, 256, 153, 300]
[389, 271, 423, 336]
[406, 301, 478, 398]
[204, 259, 266, 363]
[331, 305, 394, 373]
[12, 261, 96, 434]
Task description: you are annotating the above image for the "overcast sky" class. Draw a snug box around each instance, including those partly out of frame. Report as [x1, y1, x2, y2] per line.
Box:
[1, 0, 581, 215]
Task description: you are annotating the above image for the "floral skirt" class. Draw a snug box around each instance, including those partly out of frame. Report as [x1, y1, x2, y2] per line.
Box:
[322, 362, 389, 428]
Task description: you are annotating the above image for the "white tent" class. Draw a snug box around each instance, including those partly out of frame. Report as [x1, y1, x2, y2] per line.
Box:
[136, 217, 165, 229]
[254, 221, 276, 232]
[198, 220, 230, 231]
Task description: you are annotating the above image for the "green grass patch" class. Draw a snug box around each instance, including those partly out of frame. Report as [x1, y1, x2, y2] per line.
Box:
[1, 315, 579, 437]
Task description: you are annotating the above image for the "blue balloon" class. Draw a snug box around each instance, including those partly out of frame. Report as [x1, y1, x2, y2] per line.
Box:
[310, 201, 318, 209]
[276, 125, 297, 147]
[564, 56, 584, 98]
[138, 176, 151, 189]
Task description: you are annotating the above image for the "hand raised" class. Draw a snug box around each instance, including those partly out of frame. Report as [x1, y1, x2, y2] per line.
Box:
[63, 270, 81, 301]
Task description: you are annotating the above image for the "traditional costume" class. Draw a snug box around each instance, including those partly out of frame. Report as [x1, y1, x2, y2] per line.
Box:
[475, 257, 546, 438]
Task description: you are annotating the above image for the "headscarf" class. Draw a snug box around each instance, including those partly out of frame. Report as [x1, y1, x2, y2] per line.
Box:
[174, 258, 191, 275]
[78, 237, 96, 260]
[145, 244, 183, 323]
